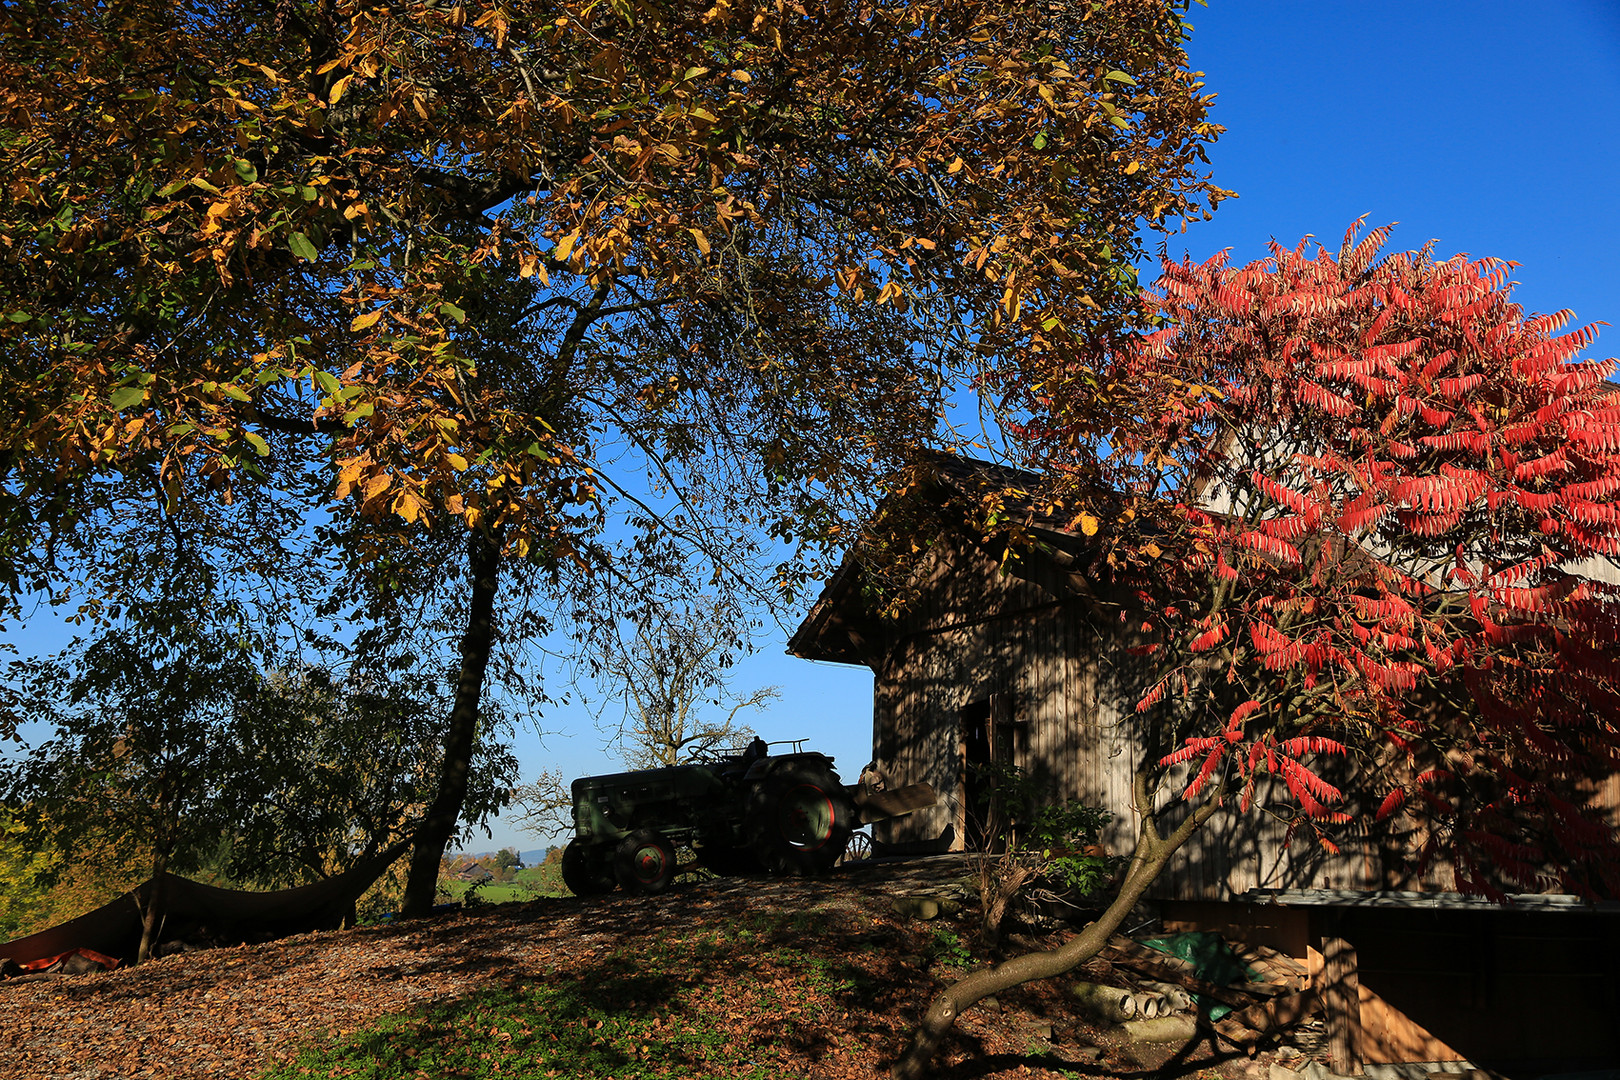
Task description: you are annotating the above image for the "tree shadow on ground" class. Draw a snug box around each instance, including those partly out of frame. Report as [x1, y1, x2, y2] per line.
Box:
[927, 1042, 1252, 1080]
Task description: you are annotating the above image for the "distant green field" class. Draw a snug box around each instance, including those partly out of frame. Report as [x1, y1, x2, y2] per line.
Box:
[440, 862, 569, 905]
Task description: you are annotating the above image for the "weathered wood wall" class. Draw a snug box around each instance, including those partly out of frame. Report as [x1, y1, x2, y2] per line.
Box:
[866, 534, 1472, 899]
[869, 537, 1140, 853]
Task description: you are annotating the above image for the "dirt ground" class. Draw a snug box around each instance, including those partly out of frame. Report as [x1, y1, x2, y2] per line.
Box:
[0, 855, 1294, 1080]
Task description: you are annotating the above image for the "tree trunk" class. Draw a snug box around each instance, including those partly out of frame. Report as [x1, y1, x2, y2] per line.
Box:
[400, 529, 501, 916]
[136, 848, 170, 964]
[979, 859, 1036, 949]
[890, 773, 1225, 1079]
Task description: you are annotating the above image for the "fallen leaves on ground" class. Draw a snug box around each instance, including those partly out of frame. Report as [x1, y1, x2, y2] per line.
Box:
[0, 857, 1265, 1080]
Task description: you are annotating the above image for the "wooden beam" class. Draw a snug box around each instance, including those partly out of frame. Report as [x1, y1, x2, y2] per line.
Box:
[1225, 989, 1320, 1033]
[1321, 916, 1362, 1073]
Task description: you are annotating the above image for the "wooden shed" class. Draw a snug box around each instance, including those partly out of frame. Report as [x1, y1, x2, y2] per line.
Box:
[787, 454, 1376, 895]
[788, 455, 1620, 1072]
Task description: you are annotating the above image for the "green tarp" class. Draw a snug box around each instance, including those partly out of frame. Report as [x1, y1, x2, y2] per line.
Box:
[0, 840, 409, 968]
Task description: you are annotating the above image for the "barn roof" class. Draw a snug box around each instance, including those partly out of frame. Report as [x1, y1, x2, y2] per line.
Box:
[789, 449, 1620, 667]
[786, 454, 1092, 666]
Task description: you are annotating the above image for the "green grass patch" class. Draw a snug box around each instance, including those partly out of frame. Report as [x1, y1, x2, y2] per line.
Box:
[264, 981, 770, 1079]
[259, 928, 870, 1080]
[439, 862, 570, 907]
[463, 883, 527, 904]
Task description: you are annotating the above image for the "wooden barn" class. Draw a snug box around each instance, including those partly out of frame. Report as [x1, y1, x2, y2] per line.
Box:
[788, 455, 1620, 1074]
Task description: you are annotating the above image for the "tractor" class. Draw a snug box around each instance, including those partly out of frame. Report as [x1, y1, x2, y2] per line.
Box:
[560, 739, 933, 896]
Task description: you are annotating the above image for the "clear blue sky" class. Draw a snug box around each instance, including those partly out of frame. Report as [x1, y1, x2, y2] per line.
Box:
[1172, 0, 1620, 324]
[483, 0, 1620, 852]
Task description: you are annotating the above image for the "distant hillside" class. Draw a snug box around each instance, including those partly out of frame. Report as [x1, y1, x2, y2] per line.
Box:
[447, 849, 552, 867]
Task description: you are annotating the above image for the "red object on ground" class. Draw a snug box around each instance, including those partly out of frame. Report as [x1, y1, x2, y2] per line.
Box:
[19, 948, 122, 973]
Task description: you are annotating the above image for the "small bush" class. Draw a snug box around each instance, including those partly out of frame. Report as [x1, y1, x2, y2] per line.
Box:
[924, 927, 975, 969]
[968, 763, 1118, 945]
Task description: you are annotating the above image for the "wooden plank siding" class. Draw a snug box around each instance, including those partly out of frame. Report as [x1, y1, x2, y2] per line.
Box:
[799, 524, 1618, 902]
[844, 533, 1462, 900]
[789, 459, 1620, 1071]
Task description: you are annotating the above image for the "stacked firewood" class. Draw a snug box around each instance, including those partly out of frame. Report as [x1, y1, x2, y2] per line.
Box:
[1070, 935, 1317, 1053]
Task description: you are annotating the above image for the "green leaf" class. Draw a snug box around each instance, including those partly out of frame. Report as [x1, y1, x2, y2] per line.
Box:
[188, 176, 222, 195]
[244, 432, 269, 456]
[682, 66, 711, 82]
[54, 204, 73, 229]
[439, 302, 467, 324]
[222, 383, 251, 402]
[288, 232, 319, 261]
[5, 311, 29, 323]
[298, 184, 318, 201]
[1104, 69, 1136, 85]
[343, 402, 375, 425]
[1032, 133, 1048, 150]
[109, 386, 146, 410]
[234, 159, 258, 184]
[314, 370, 341, 395]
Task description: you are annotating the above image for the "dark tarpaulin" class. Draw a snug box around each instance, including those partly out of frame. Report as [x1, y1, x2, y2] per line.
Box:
[0, 840, 411, 967]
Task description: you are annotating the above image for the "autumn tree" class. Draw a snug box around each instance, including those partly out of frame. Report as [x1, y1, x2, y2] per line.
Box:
[509, 766, 575, 843]
[0, 806, 155, 942]
[894, 224, 1620, 1075]
[509, 598, 774, 842]
[2, 0, 1224, 913]
[218, 666, 519, 889]
[0, 601, 260, 962]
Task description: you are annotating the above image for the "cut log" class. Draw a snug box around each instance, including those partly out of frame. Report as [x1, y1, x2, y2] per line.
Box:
[1101, 939, 1256, 1010]
[1122, 1015, 1198, 1044]
[1069, 980, 1137, 1023]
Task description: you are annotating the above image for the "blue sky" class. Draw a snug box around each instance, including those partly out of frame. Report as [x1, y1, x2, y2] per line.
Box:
[484, 0, 1620, 852]
[1171, 0, 1620, 327]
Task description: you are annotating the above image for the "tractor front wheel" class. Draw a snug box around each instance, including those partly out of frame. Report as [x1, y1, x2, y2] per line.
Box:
[613, 829, 677, 895]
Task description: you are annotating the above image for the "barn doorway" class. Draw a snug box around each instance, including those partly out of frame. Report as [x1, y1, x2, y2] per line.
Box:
[958, 693, 1014, 851]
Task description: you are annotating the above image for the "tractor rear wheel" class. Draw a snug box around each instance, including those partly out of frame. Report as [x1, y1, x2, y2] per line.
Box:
[613, 829, 677, 895]
[561, 840, 615, 897]
[745, 762, 855, 875]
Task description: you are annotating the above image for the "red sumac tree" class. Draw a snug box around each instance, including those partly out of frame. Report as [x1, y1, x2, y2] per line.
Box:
[1111, 222, 1620, 899]
[896, 223, 1620, 1075]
